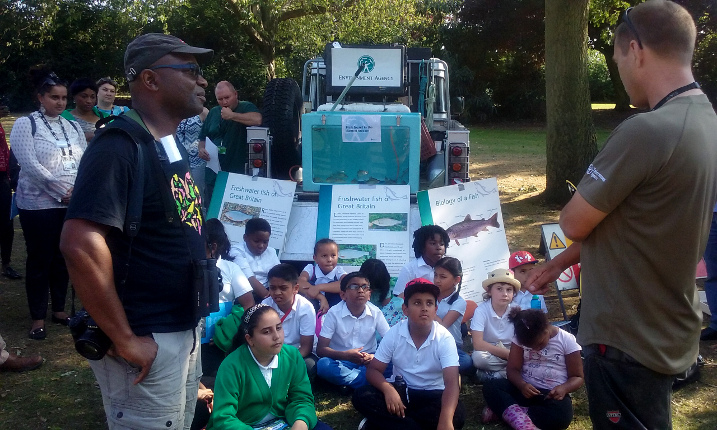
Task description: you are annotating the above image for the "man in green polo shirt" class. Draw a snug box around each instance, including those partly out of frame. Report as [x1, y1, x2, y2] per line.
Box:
[198, 81, 262, 204]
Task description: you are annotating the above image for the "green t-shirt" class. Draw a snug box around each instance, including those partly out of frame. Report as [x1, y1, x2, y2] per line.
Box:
[577, 94, 717, 374]
[199, 101, 260, 174]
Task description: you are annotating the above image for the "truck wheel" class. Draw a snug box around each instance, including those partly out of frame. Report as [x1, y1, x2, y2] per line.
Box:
[262, 78, 302, 179]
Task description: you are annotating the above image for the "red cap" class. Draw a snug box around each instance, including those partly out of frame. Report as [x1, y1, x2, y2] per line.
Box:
[509, 251, 538, 270]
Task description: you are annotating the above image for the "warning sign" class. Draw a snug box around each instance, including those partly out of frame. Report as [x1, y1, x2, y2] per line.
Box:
[541, 223, 572, 261]
[549, 232, 566, 250]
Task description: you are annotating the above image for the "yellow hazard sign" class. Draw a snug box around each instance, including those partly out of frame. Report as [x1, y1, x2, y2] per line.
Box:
[549, 232, 566, 250]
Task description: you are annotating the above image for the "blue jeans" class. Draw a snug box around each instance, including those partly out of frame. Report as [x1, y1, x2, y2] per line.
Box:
[317, 357, 392, 388]
[704, 213, 717, 329]
[457, 347, 474, 375]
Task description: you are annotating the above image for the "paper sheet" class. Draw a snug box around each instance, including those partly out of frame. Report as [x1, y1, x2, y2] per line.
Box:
[205, 137, 221, 173]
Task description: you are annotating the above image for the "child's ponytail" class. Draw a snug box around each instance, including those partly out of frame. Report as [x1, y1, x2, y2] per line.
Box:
[434, 257, 463, 304]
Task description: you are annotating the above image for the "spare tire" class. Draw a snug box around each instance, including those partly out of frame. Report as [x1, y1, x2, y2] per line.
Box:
[262, 78, 303, 179]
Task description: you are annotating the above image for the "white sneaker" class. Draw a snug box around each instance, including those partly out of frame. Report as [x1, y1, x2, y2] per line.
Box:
[358, 417, 368, 430]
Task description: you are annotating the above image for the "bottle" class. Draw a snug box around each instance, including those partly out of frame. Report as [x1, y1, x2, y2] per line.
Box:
[393, 375, 408, 405]
[531, 295, 541, 310]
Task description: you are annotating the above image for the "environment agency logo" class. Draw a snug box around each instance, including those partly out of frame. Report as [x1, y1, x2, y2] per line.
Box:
[358, 55, 375, 73]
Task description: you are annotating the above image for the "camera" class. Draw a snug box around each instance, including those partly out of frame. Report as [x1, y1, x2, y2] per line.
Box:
[69, 310, 112, 360]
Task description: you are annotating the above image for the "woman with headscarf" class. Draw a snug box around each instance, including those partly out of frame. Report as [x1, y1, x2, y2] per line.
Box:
[95, 77, 129, 116]
[9, 68, 87, 340]
[61, 78, 106, 141]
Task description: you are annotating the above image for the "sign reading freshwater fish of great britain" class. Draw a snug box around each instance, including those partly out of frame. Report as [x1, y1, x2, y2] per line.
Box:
[417, 178, 510, 302]
[207, 172, 297, 253]
[317, 184, 411, 278]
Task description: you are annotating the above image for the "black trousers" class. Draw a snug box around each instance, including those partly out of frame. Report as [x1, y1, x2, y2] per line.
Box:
[352, 385, 465, 430]
[18, 208, 69, 320]
[583, 344, 674, 430]
[483, 378, 573, 430]
[0, 176, 14, 265]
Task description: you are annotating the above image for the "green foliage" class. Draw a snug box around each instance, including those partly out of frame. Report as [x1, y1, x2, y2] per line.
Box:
[587, 50, 614, 102]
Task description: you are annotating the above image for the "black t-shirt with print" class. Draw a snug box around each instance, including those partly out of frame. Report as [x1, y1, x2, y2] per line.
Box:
[67, 116, 205, 336]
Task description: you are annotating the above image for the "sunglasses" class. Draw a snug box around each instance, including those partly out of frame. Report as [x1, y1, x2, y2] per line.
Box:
[346, 283, 371, 292]
[622, 7, 643, 49]
[148, 63, 203, 78]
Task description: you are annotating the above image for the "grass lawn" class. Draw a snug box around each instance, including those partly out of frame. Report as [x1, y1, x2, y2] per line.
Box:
[2, 110, 717, 429]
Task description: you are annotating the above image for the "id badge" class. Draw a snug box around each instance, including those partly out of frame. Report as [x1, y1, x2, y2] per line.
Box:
[61, 156, 77, 172]
[217, 145, 227, 155]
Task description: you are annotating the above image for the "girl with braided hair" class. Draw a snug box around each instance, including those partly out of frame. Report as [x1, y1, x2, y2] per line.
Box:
[208, 304, 333, 430]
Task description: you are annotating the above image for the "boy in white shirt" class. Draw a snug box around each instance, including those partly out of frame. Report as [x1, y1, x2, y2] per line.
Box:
[352, 278, 465, 430]
[299, 238, 347, 312]
[317, 272, 391, 390]
[261, 263, 318, 380]
[509, 251, 547, 313]
[231, 218, 280, 300]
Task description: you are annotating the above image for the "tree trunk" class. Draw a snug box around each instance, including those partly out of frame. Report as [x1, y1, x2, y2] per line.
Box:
[598, 47, 631, 111]
[543, 0, 597, 205]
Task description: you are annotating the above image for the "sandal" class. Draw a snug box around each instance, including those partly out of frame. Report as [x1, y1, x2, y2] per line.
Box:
[51, 315, 70, 326]
[28, 326, 46, 340]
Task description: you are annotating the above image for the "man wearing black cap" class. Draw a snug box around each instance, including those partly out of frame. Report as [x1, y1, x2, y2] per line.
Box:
[61, 33, 213, 429]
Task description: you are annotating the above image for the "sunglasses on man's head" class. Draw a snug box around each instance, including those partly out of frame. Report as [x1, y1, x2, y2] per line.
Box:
[148, 63, 203, 78]
[622, 7, 644, 49]
[346, 283, 371, 292]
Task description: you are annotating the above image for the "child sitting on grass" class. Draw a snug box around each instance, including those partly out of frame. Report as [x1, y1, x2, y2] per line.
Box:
[360, 259, 405, 327]
[231, 218, 281, 301]
[299, 238, 346, 313]
[433, 256, 473, 375]
[316, 271, 391, 390]
[481, 308, 583, 430]
[262, 263, 318, 381]
[352, 278, 465, 430]
[471, 269, 521, 382]
[202, 219, 255, 377]
[208, 304, 333, 430]
[509, 251, 547, 313]
[392, 225, 449, 298]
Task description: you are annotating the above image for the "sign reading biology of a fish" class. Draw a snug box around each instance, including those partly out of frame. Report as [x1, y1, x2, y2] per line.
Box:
[207, 172, 297, 253]
[317, 184, 411, 277]
[417, 177, 510, 302]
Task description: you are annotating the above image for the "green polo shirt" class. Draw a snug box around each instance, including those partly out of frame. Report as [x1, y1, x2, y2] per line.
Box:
[199, 101, 260, 174]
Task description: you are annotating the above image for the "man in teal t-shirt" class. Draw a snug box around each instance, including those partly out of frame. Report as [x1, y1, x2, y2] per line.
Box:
[198, 81, 262, 174]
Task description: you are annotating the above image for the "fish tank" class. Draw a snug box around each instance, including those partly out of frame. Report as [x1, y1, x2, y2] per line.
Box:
[301, 111, 421, 192]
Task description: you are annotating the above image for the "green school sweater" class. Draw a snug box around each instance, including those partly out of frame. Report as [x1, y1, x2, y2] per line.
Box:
[207, 344, 318, 430]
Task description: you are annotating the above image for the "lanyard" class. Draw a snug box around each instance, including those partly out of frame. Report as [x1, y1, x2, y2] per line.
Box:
[651, 82, 700, 111]
[280, 298, 295, 323]
[39, 112, 73, 157]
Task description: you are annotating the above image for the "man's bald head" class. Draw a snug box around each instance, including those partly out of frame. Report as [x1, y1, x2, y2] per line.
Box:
[215, 81, 238, 109]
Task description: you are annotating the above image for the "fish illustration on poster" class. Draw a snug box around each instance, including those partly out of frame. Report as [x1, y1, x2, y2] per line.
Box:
[417, 178, 510, 302]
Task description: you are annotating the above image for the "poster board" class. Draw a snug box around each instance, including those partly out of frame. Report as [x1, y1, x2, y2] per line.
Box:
[317, 184, 411, 277]
[207, 172, 296, 253]
[539, 223, 579, 292]
[417, 178, 510, 302]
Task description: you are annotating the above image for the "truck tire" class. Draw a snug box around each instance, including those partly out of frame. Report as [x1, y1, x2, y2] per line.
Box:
[262, 78, 302, 179]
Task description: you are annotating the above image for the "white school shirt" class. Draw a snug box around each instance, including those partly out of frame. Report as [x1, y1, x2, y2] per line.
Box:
[248, 346, 279, 387]
[374, 320, 459, 390]
[437, 292, 467, 346]
[302, 263, 347, 285]
[516, 328, 581, 390]
[262, 293, 316, 350]
[231, 242, 280, 286]
[470, 300, 520, 345]
[319, 301, 390, 354]
[513, 289, 548, 313]
[216, 257, 253, 303]
[392, 257, 433, 296]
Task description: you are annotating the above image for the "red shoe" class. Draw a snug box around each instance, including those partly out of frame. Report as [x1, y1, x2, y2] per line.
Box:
[0, 353, 44, 372]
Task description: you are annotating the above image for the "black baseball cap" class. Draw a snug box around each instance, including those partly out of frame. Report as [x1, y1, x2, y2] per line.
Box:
[124, 33, 213, 82]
